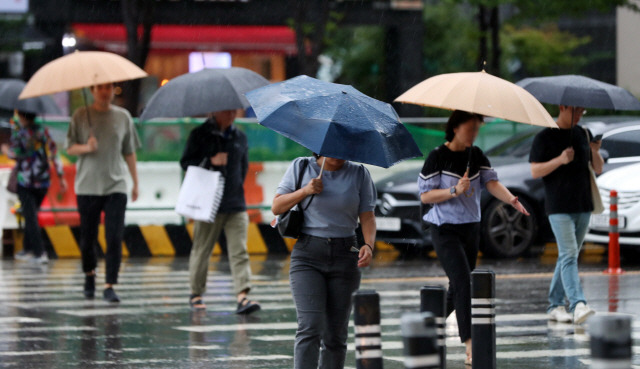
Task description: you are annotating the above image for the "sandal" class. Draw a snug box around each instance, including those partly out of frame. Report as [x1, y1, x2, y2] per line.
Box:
[465, 355, 472, 366]
[189, 295, 206, 311]
[236, 297, 261, 315]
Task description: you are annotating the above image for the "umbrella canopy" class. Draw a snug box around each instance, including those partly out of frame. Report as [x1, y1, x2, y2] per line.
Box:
[19, 51, 147, 99]
[395, 71, 558, 128]
[246, 75, 423, 168]
[139, 67, 269, 121]
[516, 75, 640, 110]
[0, 79, 62, 115]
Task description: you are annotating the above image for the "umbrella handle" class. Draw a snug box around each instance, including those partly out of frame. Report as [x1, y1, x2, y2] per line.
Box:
[81, 88, 93, 129]
[317, 157, 326, 179]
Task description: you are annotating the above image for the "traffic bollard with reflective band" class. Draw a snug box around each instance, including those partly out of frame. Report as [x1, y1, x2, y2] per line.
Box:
[605, 190, 624, 275]
[589, 314, 632, 369]
[420, 286, 446, 369]
[471, 270, 496, 369]
[401, 312, 440, 369]
[353, 290, 383, 369]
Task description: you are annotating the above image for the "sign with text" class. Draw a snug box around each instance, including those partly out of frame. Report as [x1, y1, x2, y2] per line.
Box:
[0, 0, 29, 13]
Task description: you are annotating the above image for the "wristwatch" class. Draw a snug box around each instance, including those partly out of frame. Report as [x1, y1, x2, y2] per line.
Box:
[450, 186, 457, 197]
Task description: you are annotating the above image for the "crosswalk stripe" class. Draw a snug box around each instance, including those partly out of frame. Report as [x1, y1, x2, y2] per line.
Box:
[3, 260, 640, 368]
[0, 317, 42, 324]
[0, 350, 66, 356]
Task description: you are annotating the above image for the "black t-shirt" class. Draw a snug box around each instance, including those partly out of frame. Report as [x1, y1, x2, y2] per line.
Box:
[421, 145, 492, 179]
[529, 125, 593, 215]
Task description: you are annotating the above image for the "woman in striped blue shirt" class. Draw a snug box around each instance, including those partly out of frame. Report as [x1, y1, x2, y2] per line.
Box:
[418, 110, 529, 365]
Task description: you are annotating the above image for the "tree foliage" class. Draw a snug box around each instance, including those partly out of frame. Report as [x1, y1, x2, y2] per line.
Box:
[324, 26, 386, 99]
[501, 24, 591, 79]
[422, 1, 478, 75]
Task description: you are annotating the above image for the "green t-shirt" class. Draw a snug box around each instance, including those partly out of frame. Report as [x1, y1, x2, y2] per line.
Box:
[66, 105, 141, 196]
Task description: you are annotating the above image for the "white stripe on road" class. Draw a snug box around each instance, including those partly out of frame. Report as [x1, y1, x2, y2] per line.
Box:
[0, 326, 96, 333]
[0, 350, 65, 357]
[188, 345, 223, 350]
[0, 317, 42, 324]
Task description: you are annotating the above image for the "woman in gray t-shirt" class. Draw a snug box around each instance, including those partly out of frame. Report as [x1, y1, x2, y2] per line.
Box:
[273, 154, 376, 369]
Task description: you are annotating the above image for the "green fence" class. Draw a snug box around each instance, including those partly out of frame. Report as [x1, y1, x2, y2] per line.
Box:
[37, 117, 537, 163]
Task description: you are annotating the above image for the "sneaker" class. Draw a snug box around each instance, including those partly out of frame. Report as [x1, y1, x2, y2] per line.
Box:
[14, 250, 33, 261]
[573, 302, 595, 324]
[103, 287, 120, 303]
[548, 306, 572, 323]
[31, 253, 49, 264]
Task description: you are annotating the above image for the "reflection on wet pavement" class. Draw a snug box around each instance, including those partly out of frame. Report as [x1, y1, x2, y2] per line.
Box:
[1, 245, 639, 368]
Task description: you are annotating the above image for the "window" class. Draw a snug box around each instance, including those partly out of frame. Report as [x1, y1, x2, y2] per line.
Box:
[602, 129, 640, 158]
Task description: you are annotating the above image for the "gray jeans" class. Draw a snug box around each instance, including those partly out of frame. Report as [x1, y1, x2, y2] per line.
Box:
[290, 234, 361, 369]
[189, 212, 251, 296]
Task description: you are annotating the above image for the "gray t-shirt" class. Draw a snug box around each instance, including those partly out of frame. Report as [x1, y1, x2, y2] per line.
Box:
[276, 157, 377, 238]
[66, 105, 141, 196]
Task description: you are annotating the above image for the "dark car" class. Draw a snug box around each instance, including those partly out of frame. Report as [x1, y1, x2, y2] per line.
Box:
[374, 120, 640, 258]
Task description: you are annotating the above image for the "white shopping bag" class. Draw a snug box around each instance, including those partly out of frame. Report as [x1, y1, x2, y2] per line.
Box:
[175, 166, 225, 223]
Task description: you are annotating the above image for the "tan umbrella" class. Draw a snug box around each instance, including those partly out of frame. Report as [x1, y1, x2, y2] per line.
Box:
[18, 50, 148, 99]
[395, 70, 558, 128]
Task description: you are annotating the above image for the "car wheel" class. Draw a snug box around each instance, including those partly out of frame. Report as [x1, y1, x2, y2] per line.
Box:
[481, 197, 537, 258]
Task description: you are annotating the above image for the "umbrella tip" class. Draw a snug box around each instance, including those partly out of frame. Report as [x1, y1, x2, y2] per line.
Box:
[481, 60, 487, 73]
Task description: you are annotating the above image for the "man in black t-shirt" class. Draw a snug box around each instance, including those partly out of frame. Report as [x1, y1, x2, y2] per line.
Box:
[529, 105, 604, 324]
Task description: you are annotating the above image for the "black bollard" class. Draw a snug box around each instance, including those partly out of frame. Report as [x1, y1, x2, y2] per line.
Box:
[420, 286, 446, 369]
[401, 312, 440, 369]
[353, 290, 383, 369]
[589, 314, 632, 369]
[471, 270, 496, 369]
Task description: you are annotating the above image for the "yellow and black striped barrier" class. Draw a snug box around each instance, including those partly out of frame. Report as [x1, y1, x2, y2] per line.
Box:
[10, 223, 397, 258]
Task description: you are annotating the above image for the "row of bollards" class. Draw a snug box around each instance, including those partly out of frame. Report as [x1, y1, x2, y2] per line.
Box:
[353, 269, 632, 369]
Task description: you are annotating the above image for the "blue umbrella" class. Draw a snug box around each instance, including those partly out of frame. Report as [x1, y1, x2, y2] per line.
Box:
[245, 75, 422, 168]
[516, 75, 640, 110]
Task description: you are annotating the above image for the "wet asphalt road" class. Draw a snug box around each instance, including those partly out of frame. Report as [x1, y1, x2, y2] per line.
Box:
[1, 243, 640, 369]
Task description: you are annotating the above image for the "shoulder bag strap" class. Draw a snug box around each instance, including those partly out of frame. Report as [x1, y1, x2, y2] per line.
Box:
[582, 126, 593, 162]
[295, 158, 315, 210]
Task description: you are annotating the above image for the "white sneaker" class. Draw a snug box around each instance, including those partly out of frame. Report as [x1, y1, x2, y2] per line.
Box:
[573, 302, 595, 324]
[14, 250, 33, 261]
[548, 306, 572, 323]
[31, 253, 49, 264]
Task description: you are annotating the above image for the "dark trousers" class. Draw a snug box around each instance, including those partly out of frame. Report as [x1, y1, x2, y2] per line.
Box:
[290, 234, 361, 369]
[17, 185, 48, 257]
[431, 222, 480, 343]
[77, 194, 127, 285]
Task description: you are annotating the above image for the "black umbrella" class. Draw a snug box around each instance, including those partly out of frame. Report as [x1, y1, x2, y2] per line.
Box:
[140, 67, 270, 121]
[516, 75, 640, 110]
[0, 78, 62, 115]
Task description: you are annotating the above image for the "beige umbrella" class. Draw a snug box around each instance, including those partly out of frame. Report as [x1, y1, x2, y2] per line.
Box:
[395, 70, 558, 128]
[18, 50, 148, 99]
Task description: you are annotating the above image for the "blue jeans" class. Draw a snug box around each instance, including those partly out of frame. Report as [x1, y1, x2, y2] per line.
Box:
[547, 212, 591, 312]
[290, 234, 361, 369]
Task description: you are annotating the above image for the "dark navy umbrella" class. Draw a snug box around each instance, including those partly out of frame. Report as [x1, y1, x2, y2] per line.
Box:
[516, 75, 640, 110]
[245, 75, 422, 168]
[140, 67, 269, 121]
[0, 78, 62, 115]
